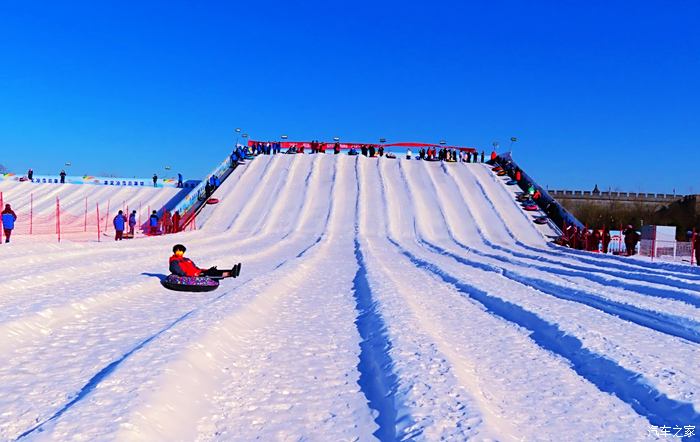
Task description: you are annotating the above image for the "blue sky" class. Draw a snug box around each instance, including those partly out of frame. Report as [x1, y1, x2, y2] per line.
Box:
[1, 1, 698, 193]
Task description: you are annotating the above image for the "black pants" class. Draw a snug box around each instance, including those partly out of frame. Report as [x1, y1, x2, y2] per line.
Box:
[115, 230, 123, 241]
[201, 267, 227, 278]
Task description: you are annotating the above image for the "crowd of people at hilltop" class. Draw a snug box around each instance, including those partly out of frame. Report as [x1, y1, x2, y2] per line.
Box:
[243, 141, 490, 165]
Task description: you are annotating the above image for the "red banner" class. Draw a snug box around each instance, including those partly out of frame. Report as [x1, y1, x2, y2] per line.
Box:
[247, 140, 477, 152]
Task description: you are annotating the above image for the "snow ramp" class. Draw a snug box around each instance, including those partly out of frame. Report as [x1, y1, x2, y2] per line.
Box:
[1, 154, 699, 441]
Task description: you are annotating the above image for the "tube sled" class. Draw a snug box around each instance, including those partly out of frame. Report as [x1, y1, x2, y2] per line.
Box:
[534, 216, 549, 224]
[160, 274, 220, 292]
[207, 198, 220, 204]
[516, 194, 530, 202]
[497, 171, 507, 176]
[385, 152, 396, 159]
[524, 204, 539, 211]
[506, 179, 518, 185]
[492, 166, 503, 172]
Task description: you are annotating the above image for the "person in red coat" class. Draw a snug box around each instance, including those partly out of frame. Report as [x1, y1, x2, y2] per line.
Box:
[169, 244, 241, 278]
[172, 211, 181, 233]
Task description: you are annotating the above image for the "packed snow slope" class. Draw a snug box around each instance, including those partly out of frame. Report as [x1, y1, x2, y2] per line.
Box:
[1, 154, 699, 441]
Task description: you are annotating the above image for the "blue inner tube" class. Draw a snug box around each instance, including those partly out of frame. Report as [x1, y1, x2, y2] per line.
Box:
[534, 216, 549, 224]
[160, 274, 219, 292]
[506, 180, 518, 185]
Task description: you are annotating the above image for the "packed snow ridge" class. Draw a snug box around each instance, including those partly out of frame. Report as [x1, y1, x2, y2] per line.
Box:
[1, 154, 698, 441]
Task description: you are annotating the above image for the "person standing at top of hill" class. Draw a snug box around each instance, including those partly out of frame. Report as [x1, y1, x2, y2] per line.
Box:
[480, 150, 485, 163]
[27, 168, 33, 181]
[177, 173, 183, 188]
[60, 170, 66, 183]
[694, 231, 700, 265]
[334, 142, 341, 155]
[490, 150, 497, 161]
[1, 204, 17, 243]
[152, 174, 158, 187]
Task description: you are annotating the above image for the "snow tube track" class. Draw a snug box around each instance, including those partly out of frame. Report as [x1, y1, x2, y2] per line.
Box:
[1, 155, 699, 441]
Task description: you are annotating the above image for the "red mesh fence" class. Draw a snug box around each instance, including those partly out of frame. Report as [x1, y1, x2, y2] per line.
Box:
[0, 192, 194, 243]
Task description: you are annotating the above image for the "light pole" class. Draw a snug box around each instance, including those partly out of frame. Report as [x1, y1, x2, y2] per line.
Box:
[333, 137, 340, 142]
[241, 133, 249, 151]
[235, 128, 242, 147]
[510, 137, 518, 153]
[439, 140, 446, 146]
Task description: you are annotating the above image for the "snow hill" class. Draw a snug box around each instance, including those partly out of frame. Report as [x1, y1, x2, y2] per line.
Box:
[1, 154, 699, 441]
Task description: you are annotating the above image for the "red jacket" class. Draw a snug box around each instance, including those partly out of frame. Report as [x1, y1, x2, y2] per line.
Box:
[169, 254, 202, 276]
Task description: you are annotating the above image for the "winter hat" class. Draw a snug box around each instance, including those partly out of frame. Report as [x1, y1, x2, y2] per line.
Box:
[173, 244, 186, 253]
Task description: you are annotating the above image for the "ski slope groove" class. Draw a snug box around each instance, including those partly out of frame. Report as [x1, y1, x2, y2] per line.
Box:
[0, 154, 698, 441]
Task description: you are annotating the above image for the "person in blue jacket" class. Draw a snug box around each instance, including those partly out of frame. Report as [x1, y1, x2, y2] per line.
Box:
[128, 210, 137, 236]
[149, 210, 159, 235]
[113, 210, 127, 241]
[1, 204, 18, 243]
[177, 173, 183, 188]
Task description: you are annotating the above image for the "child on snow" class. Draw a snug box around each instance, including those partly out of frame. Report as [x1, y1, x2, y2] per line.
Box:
[169, 244, 241, 279]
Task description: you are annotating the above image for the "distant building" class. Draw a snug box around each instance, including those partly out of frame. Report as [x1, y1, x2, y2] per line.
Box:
[548, 186, 682, 211]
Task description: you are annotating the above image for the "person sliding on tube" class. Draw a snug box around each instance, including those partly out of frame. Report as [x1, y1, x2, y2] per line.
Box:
[169, 244, 241, 279]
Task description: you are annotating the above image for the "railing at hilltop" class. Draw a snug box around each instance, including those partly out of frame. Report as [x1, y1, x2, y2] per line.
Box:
[490, 152, 583, 233]
[171, 153, 242, 229]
